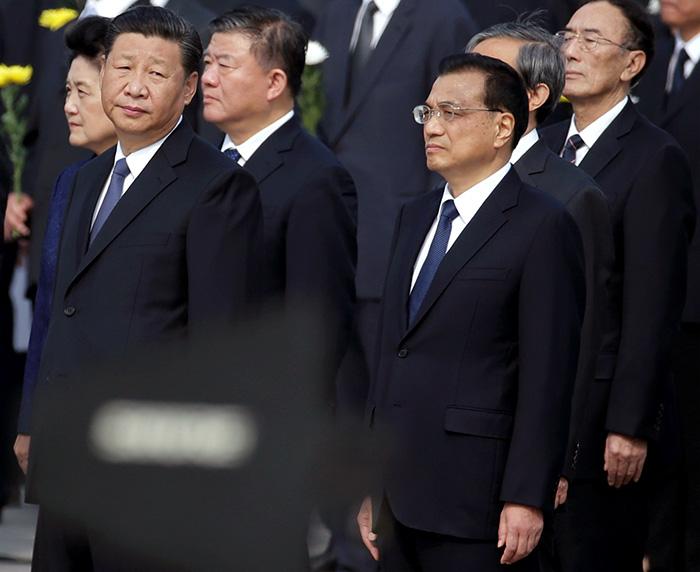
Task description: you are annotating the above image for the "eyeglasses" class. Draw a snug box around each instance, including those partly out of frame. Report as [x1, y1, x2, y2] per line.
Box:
[554, 30, 631, 53]
[412, 103, 502, 124]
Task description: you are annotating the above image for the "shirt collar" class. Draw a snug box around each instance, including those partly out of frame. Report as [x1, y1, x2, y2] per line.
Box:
[675, 30, 700, 64]
[221, 110, 294, 164]
[567, 96, 628, 150]
[81, 0, 168, 18]
[510, 129, 539, 165]
[114, 116, 182, 179]
[444, 162, 511, 220]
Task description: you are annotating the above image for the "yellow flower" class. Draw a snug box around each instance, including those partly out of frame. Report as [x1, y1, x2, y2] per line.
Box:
[559, 95, 570, 103]
[6, 65, 32, 86]
[39, 8, 79, 31]
[0, 65, 32, 88]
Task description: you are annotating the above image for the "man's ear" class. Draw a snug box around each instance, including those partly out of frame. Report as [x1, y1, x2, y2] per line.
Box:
[494, 111, 515, 150]
[184, 71, 198, 105]
[621, 50, 646, 83]
[99, 54, 106, 83]
[267, 68, 288, 101]
[527, 82, 550, 114]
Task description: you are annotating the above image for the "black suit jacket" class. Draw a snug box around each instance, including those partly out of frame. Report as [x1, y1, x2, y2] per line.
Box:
[313, 0, 477, 299]
[27, 121, 263, 499]
[634, 24, 700, 323]
[368, 169, 584, 539]
[540, 101, 695, 476]
[514, 138, 615, 477]
[242, 116, 357, 399]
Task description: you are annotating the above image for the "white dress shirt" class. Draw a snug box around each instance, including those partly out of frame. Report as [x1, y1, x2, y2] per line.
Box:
[665, 31, 700, 92]
[410, 163, 511, 291]
[81, 0, 168, 18]
[220, 110, 294, 167]
[349, 0, 401, 51]
[510, 129, 540, 165]
[564, 96, 628, 166]
[91, 117, 181, 227]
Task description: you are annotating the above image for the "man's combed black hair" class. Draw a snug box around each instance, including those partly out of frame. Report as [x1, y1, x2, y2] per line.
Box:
[104, 6, 203, 77]
[438, 53, 530, 150]
[209, 6, 308, 97]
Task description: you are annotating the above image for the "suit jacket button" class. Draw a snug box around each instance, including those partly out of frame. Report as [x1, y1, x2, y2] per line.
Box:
[397, 348, 408, 358]
[64, 306, 76, 317]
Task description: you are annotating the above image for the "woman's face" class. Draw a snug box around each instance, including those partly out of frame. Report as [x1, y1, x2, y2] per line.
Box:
[64, 55, 116, 154]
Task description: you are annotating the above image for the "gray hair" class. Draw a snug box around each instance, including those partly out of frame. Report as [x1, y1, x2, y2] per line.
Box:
[466, 16, 564, 125]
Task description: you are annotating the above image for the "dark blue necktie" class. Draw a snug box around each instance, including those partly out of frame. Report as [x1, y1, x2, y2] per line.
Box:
[223, 147, 241, 164]
[560, 134, 585, 164]
[408, 199, 459, 325]
[90, 158, 130, 246]
[670, 48, 690, 95]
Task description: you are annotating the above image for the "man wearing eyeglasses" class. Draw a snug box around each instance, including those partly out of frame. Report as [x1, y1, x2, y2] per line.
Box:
[356, 52, 584, 571]
[540, 1, 695, 569]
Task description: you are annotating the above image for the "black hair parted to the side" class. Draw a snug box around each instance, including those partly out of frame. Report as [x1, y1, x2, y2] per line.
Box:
[65, 16, 111, 64]
[438, 53, 530, 150]
[104, 6, 203, 77]
[581, 0, 655, 82]
[209, 5, 308, 97]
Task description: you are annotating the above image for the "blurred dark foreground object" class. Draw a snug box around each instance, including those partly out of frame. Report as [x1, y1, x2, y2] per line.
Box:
[31, 308, 380, 572]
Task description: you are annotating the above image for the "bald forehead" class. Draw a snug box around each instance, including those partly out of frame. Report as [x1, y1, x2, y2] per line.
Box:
[471, 37, 525, 73]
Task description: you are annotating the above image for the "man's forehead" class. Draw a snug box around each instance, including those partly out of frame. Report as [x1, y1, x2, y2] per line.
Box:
[429, 70, 484, 102]
[111, 33, 180, 61]
[568, 1, 627, 34]
[472, 37, 523, 70]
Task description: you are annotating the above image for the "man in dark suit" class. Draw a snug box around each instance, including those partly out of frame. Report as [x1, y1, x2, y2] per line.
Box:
[357, 53, 584, 571]
[3, 0, 216, 305]
[540, 1, 695, 569]
[200, 6, 356, 403]
[467, 17, 615, 527]
[26, 7, 263, 570]
[312, 0, 478, 407]
[633, 5, 700, 569]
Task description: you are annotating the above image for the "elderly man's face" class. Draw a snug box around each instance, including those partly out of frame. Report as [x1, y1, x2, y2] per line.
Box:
[561, 1, 637, 102]
[423, 70, 501, 180]
[101, 33, 197, 148]
[660, 0, 700, 29]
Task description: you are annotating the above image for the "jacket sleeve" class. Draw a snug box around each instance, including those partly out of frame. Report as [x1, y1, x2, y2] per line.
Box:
[500, 207, 585, 509]
[605, 143, 695, 439]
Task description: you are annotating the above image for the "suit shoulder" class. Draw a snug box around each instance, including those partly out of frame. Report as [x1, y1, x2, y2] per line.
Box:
[630, 112, 684, 151]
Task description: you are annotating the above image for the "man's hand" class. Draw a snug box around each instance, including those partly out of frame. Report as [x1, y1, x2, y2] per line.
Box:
[604, 433, 647, 488]
[14, 434, 31, 475]
[498, 503, 543, 565]
[554, 477, 568, 509]
[356, 496, 379, 561]
[3, 193, 34, 241]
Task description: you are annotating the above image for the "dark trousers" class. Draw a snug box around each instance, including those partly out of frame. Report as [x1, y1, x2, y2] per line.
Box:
[646, 324, 700, 572]
[32, 508, 187, 572]
[326, 299, 382, 572]
[377, 499, 539, 572]
[549, 478, 648, 572]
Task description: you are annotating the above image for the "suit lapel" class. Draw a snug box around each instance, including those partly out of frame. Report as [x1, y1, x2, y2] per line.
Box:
[513, 138, 548, 184]
[69, 122, 192, 288]
[322, 1, 359, 141]
[578, 101, 636, 180]
[394, 190, 442, 331]
[401, 170, 519, 340]
[665, 61, 700, 123]
[539, 121, 569, 155]
[330, 0, 415, 145]
[74, 150, 115, 260]
[244, 118, 300, 185]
